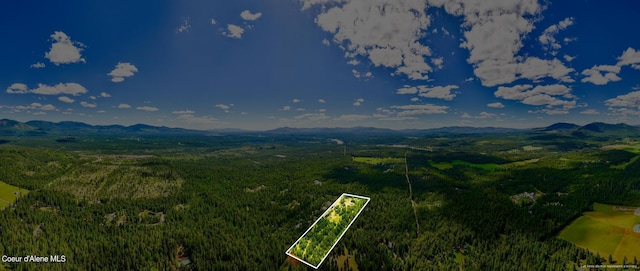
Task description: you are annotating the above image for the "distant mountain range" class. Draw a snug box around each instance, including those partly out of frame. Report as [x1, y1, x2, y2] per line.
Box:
[0, 119, 200, 136]
[0, 119, 638, 137]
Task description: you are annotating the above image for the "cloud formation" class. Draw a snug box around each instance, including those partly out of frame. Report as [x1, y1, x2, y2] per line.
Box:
[30, 62, 46, 69]
[605, 91, 640, 115]
[462, 112, 496, 119]
[539, 17, 574, 54]
[616, 47, 640, 69]
[396, 85, 458, 100]
[172, 110, 195, 114]
[304, 0, 575, 88]
[428, 0, 576, 87]
[177, 18, 191, 33]
[495, 84, 576, 114]
[117, 104, 131, 109]
[580, 109, 599, 115]
[1, 103, 55, 113]
[487, 102, 505, 108]
[307, 0, 433, 80]
[215, 104, 233, 113]
[58, 96, 75, 103]
[137, 106, 159, 112]
[225, 24, 245, 39]
[241, 10, 262, 21]
[45, 31, 86, 65]
[353, 98, 364, 106]
[108, 62, 138, 82]
[581, 65, 621, 85]
[6, 82, 88, 96]
[80, 101, 97, 108]
[390, 104, 448, 116]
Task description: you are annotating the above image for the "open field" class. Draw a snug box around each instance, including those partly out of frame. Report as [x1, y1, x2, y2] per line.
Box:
[428, 159, 501, 171]
[0, 181, 29, 209]
[352, 156, 404, 165]
[602, 143, 640, 154]
[558, 203, 640, 262]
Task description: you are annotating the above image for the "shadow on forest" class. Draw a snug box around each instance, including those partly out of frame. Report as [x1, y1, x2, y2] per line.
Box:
[322, 165, 407, 192]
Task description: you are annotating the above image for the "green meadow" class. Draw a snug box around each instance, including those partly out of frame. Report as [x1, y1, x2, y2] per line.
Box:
[428, 160, 501, 171]
[0, 181, 29, 209]
[558, 203, 640, 262]
[352, 156, 404, 165]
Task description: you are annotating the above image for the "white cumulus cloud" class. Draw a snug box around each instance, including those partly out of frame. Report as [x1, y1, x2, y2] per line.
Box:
[7, 82, 88, 96]
[58, 96, 75, 103]
[390, 104, 448, 116]
[307, 0, 433, 80]
[462, 112, 496, 119]
[172, 110, 195, 114]
[108, 62, 138, 82]
[427, 0, 576, 87]
[241, 10, 262, 21]
[80, 101, 97, 108]
[45, 31, 86, 65]
[30, 62, 46, 69]
[605, 91, 640, 111]
[487, 102, 505, 108]
[225, 24, 245, 39]
[495, 84, 575, 111]
[353, 98, 364, 106]
[563, 55, 576, 62]
[580, 109, 599, 115]
[616, 47, 640, 67]
[117, 104, 131, 109]
[136, 106, 159, 112]
[581, 65, 621, 85]
[539, 17, 574, 54]
[396, 85, 458, 101]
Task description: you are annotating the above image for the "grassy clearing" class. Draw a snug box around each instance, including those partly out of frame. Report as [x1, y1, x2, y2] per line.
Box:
[428, 160, 501, 171]
[522, 145, 543, 151]
[602, 143, 640, 154]
[352, 156, 404, 165]
[611, 155, 640, 170]
[0, 181, 29, 209]
[558, 203, 640, 262]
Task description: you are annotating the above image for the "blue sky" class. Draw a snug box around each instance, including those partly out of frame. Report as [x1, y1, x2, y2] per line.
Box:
[1, 0, 640, 130]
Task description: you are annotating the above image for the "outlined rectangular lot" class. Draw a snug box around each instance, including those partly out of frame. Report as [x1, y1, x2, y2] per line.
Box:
[286, 193, 370, 269]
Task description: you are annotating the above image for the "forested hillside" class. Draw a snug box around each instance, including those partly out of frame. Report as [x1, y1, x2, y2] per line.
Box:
[0, 130, 639, 270]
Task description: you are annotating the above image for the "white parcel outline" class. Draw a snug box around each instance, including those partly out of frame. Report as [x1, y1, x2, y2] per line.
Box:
[285, 193, 370, 269]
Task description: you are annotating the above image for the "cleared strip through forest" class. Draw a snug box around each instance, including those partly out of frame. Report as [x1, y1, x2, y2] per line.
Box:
[405, 151, 420, 235]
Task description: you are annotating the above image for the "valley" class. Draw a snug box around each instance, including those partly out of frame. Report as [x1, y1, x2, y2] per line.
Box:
[0, 120, 639, 270]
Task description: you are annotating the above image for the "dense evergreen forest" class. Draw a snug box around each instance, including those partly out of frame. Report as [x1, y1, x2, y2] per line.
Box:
[0, 131, 639, 270]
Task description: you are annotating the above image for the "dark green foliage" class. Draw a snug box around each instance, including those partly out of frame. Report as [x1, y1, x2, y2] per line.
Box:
[598, 149, 636, 164]
[0, 130, 638, 270]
